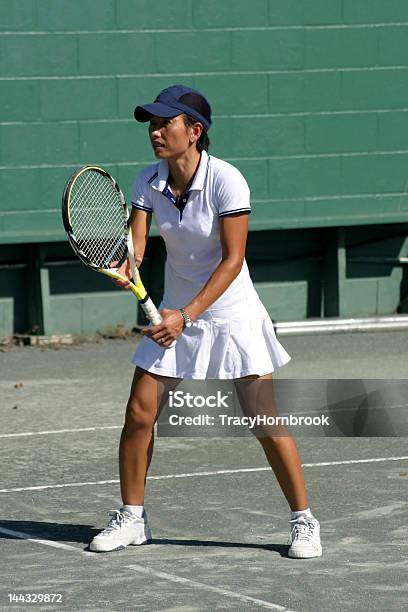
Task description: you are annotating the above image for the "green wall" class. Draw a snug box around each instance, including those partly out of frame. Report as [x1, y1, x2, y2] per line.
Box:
[1, 1, 408, 338]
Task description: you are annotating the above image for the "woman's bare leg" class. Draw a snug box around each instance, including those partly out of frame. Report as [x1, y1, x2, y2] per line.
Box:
[119, 368, 179, 505]
[236, 373, 309, 512]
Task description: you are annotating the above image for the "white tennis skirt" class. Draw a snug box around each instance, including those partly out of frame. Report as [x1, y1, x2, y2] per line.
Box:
[132, 299, 291, 380]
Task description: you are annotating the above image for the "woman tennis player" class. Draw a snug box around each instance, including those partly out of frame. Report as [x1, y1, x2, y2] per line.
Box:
[89, 85, 322, 558]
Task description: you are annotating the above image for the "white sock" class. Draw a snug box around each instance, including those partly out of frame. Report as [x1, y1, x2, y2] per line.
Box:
[291, 507, 313, 520]
[121, 504, 144, 518]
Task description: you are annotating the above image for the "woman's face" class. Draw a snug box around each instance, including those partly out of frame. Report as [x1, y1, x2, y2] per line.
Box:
[148, 115, 199, 159]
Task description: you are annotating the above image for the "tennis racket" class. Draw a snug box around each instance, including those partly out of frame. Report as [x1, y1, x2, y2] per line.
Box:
[62, 165, 176, 347]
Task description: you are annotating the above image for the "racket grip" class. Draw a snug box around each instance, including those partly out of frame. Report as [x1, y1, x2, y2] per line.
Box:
[141, 297, 177, 349]
[141, 297, 162, 325]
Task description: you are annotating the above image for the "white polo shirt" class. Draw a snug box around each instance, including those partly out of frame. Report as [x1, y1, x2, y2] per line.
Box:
[131, 150, 260, 315]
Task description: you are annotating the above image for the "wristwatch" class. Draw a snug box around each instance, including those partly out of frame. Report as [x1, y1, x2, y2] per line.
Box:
[179, 308, 193, 328]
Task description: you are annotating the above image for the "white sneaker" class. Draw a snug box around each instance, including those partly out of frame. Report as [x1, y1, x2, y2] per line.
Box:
[89, 509, 152, 553]
[287, 515, 322, 559]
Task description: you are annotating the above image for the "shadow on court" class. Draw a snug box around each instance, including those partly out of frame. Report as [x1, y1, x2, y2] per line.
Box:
[0, 520, 289, 557]
[0, 331, 407, 611]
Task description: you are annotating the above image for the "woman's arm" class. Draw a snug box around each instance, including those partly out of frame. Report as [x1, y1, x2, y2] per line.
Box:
[143, 213, 249, 344]
[114, 208, 152, 288]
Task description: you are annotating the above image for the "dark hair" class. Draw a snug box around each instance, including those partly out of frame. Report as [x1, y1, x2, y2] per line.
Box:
[182, 114, 210, 152]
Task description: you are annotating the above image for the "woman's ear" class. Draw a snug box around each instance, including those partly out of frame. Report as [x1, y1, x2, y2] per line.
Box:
[190, 122, 203, 143]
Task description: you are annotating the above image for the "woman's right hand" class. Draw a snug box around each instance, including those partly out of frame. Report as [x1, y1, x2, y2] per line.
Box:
[111, 259, 133, 290]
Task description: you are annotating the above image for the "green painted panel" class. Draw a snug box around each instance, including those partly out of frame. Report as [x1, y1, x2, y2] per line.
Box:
[0, 210, 64, 236]
[0, 169, 41, 211]
[193, 0, 268, 27]
[231, 30, 304, 70]
[117, 0, 193, 29]
[51, 293, 137, 335]
[305, 113, 377, 154]
[209, 120, 232, 158]
[344, 0, 408, 24]
[228, 116, 304, 157]
[304, 196, 408, 221]
[268, 71, 342, 113]
[154, 31, 231, 73]
[0, 34, 78, 77]
[231, 160, 269, 199]
[343, 278, 379, 316]
[249, 201, 306, 230]
[378, 112, 408, 150]
[115, 164, 152, 202]
[37, 0, 115, 30]
[79, 121, 149, 164]
[378, 27, 408, 66]
[268, 157, 342, 198]
[268, 0, 342, 26]
[40, 78, 117, 121]
[78, 33, 156, 75]
[377, 268, 404, 314]
[0, 80, 40, 121]
[0, 0, 36, 30]
[0, 122, 79, 165]
[341, 69, 408, 110]
[50, 295, 82, 334]
[0, 166, 81, 214]
[193, 74, 269, 115]
[341, 153, 408, 194]
[254, 281, 309, 321]
[39, 166, 81, 207]
[250, 197, 408, 230]
[305, 28, 378, 69]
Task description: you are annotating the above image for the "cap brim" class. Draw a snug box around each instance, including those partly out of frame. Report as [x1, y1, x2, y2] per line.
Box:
[134, 103, 181, 122]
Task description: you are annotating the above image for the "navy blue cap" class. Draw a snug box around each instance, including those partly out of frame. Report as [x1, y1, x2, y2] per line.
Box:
[134, 84, 212, 131]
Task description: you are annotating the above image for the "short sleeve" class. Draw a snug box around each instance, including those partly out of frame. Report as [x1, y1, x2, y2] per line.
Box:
[131, 169, 153, 213]
[216, 163, 251, 218]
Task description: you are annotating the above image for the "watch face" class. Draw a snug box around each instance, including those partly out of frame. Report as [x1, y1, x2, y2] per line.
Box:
[185, 320, 193, 327]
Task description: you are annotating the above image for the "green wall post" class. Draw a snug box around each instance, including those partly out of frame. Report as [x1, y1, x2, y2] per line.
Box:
[324, 228, 346, 317]
[26, 245, 53, 335]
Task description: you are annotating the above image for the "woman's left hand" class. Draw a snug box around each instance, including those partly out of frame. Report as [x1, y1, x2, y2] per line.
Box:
[141, 308, 185, 347]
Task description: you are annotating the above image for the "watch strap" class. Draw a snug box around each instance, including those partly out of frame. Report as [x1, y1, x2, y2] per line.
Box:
[179, 308, 192, 328]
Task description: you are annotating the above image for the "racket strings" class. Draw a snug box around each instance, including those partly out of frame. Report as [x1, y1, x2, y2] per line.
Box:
[69, 171, 128, 268]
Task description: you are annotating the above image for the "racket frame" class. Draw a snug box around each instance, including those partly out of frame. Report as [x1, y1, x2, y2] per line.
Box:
[62, 165, 173, 337]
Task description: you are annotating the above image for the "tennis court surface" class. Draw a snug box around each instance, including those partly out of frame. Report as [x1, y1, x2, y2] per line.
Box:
[1, 330, 407, 611]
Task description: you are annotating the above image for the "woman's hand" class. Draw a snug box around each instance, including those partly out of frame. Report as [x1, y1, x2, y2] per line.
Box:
[141, 308, 184, 347]
[111, 259, 133, 289]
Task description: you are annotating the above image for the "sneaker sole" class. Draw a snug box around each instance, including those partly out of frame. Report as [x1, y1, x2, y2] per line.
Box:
[130, 538, 152, 546]
[89, 538, 152, 553]
[288, 546, 322, 559]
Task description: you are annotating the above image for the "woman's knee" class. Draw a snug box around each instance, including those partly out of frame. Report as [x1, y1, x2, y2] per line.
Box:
[257, 433, 293, 449]
[124, 397, 156, 431]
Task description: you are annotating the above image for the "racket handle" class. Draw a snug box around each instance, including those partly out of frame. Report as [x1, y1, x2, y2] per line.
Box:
[141, 298, 177, 349]
[141, 297, 161, 325]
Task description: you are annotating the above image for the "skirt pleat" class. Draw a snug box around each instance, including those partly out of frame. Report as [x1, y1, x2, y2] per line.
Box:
[132, 307, 291, 380]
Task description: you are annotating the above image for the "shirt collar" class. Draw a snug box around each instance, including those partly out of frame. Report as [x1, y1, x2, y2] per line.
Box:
[150, 150, 209, 193]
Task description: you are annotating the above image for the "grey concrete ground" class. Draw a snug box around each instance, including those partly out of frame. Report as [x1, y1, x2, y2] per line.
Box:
[0, 331, 407, 611]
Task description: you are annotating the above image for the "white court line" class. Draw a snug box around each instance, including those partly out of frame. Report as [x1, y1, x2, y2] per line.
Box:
[0, 526, 94, 556]
[126, 564, 295, 611]
[0, 425, 121, 438]
[0, 456, 407, 494]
